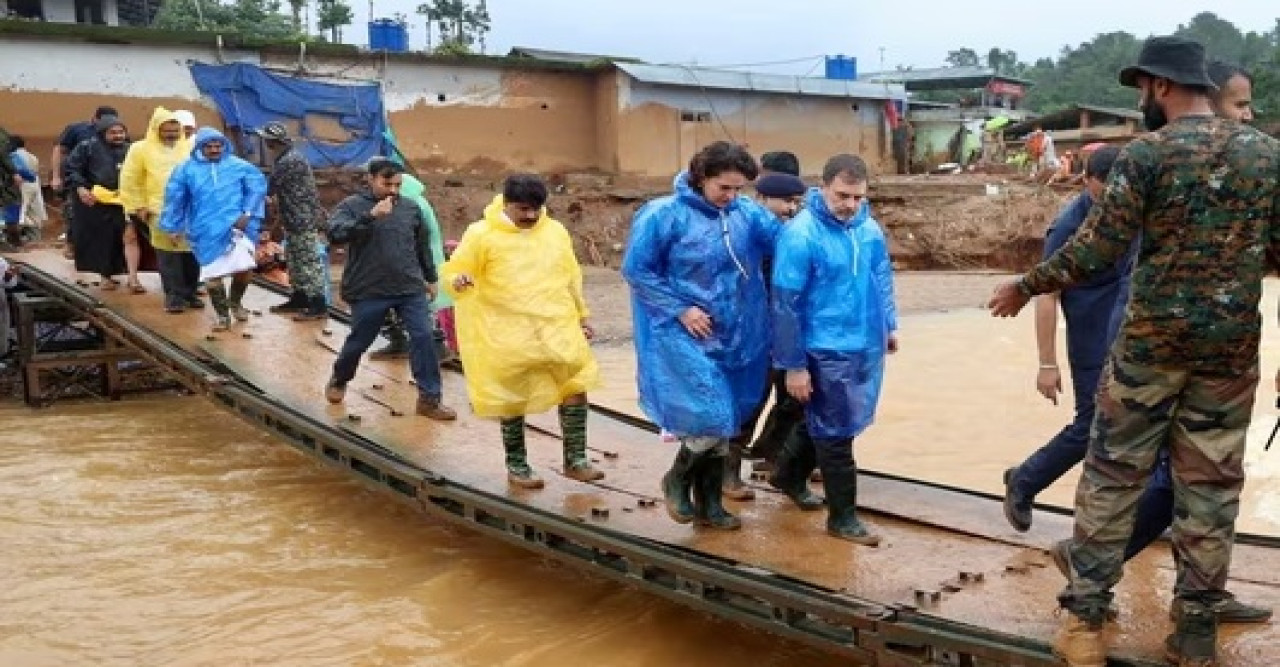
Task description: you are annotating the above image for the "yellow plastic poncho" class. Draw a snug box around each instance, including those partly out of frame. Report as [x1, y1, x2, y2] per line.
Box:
[119, 107, 192, 252]
[443, 195, 599, 418]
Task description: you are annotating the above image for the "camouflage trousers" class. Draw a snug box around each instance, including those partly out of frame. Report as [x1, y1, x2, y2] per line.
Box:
[285, 228, 326, 299]
[1059, 354, 1257, 616]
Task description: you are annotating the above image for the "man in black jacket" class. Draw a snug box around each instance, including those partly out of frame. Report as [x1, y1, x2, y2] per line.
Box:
[324, 159, 456, 421]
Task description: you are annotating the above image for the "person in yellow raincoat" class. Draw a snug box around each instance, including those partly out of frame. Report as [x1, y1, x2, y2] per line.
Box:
[120, 107, 199, 312]
[443, 173, 603, 489]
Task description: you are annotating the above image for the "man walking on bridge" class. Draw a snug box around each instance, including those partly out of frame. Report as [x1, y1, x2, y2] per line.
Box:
[324, 159, 455, 422]
[444, 173, 603, 488]
[120, 107, 198, 313]
[161, 128, 268, 331]
[770, 154, 898, 546]
[256, 122, 328, 321]
[989, 36, 1279, 666]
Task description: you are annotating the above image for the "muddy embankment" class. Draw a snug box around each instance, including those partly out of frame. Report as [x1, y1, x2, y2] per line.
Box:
[26, 170, 1068, 275]
[385, 171, 1070, 274]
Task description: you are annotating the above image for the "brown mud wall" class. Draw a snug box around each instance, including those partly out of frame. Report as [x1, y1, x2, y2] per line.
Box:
[0, 90, 220, 174]
[388, 71, 603, 177]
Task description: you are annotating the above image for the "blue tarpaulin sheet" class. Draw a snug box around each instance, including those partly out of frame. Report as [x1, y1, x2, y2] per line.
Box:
[188, 62, 389, 169]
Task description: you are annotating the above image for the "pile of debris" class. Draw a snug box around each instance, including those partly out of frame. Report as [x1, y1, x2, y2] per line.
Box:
[873, 181, 1069, 271]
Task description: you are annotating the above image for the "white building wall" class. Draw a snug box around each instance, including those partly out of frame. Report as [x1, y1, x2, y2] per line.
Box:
[39, 0, 119, 25]
[0, 39, 260, 98]
[380, 60, 504, 112]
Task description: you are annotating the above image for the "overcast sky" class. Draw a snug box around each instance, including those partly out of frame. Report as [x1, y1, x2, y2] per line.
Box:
[341, 1, 1278, 73]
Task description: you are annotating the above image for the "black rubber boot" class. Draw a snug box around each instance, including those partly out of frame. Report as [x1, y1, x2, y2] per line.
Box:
[661, 445, 698, 524]
[433, 324, 454, 363]
[228, 278, 250, 321]
[269, 290, 308, 314]
[722, 437, 755, 501]
[1164, 602, 1217, 666]
[370, 324, 410, 360]
[768, 427, 824, 511]
[207, 282, 232, 331]
[692, 451, 742, 530]
[746, 386, 804, 463]
[821, 459, 880, 545]
[292, 294, 327, 321]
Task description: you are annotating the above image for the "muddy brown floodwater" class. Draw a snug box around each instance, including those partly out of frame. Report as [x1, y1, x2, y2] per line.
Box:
[4, 266, 1277, 665]
[588, 275, 1280, 537]
[0, 398, 841, 666]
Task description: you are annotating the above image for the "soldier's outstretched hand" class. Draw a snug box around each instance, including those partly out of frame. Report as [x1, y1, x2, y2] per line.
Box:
[988, 279, 1031, 318]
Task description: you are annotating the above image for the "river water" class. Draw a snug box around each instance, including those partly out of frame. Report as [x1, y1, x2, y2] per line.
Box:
[5, 271, 1279, 664]
[0, 398, 839, 666]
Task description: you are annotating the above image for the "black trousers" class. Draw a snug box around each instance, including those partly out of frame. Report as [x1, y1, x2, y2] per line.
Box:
[156, 249, 200, 307]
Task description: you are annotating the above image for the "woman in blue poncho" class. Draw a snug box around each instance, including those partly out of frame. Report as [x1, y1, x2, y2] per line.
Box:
[622, 142, 777, 531]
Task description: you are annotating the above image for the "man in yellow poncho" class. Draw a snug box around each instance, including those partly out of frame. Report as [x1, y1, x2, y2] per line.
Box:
[443, 173, 603, 489]
[120, 107, 199, 313]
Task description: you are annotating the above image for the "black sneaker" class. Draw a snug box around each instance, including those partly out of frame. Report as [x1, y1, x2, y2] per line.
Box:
[185, 297, 206, 309]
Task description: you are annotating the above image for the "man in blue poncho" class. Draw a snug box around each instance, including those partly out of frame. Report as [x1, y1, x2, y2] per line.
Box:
[161, 128, 268, 331]
[771, 154, 898, 545]
[622, 141, 777, 531]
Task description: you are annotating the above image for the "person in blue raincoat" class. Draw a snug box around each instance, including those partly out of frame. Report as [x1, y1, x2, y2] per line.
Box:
[622, 141, 777, 531]
[771, 154, 898, 546]
[161, 128, 268, 331]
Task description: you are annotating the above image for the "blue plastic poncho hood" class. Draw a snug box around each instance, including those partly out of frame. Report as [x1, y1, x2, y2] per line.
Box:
[622, 171, 779, 437]
[771, 187, 898, 439]
[159, 126, 268, 265]
[190, 127, 229, 162]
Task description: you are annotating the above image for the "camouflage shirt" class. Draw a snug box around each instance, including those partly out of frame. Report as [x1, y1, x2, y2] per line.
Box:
[268, 146, 324, 234]
[1024, 116, 1279, 376]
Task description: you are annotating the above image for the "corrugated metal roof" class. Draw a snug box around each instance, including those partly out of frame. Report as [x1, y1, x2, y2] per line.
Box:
[1003, 103, 1142, 135]
[508, 46, 637, 65]
[616, 62, 905, 101]
[1075, 103, 1143, 120]
[859, 66, 1034, 89]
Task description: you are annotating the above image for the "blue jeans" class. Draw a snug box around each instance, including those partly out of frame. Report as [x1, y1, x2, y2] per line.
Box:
[331, 293, 442, 400]
[1012, 364, 1173, 560]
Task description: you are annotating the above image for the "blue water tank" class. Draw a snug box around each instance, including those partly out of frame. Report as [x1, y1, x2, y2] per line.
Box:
[368, 19, 408, 52]
[824, 55, 858, 81]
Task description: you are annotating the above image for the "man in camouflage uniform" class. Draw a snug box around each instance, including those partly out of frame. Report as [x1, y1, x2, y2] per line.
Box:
[989, 36, 1279, 666]
[256, 122, 328, 320]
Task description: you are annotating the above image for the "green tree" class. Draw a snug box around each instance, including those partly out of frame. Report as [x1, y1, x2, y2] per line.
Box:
[946, 47, 980, 68]
[316, 0, 353, 42]
[1021, 31, 1143, 112]
[285, 0, 305, 32]
[1175, 12, 1248, 63]
[153, 0, 297, 40]
[986, 48, 1026, 77]
[420, 0, 490, 54]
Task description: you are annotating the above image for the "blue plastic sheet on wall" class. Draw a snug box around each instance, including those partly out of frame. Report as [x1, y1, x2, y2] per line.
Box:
[188, 62, 390, 169]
